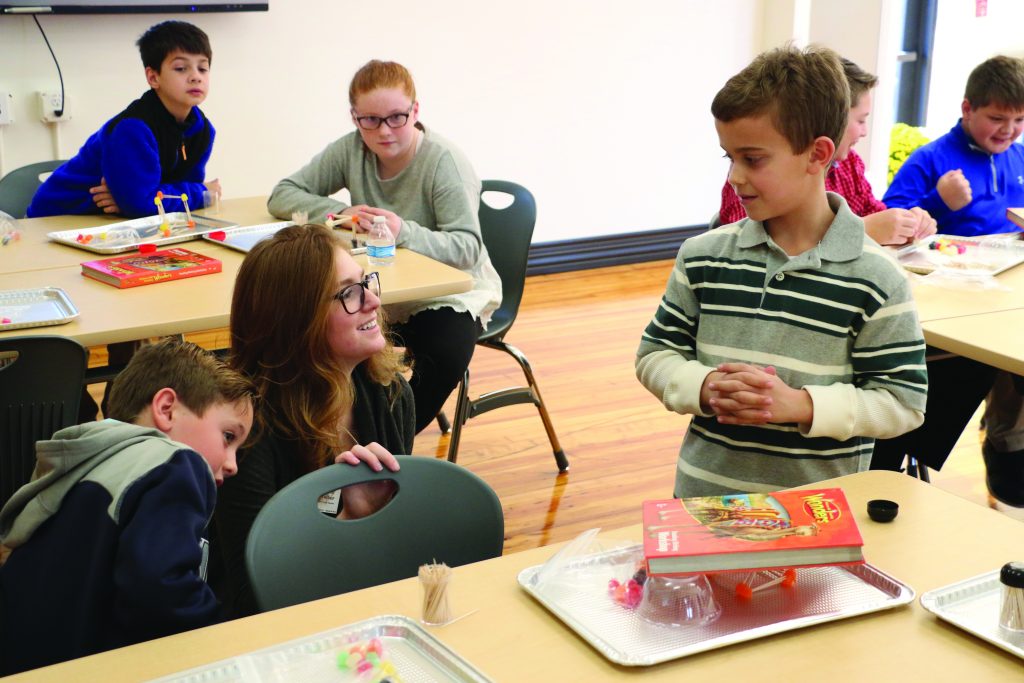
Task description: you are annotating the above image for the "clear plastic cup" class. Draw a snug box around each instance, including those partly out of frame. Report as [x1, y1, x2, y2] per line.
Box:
[637, 573, 721, 628]
[202, 189, 221, 215]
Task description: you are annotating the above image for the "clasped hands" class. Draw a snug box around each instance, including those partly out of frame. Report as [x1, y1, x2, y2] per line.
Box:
[701, 362, 813, 427]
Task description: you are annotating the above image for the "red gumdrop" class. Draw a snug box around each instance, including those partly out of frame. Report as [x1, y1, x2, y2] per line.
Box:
[208, 230, 226, 241]
[782, 569, 797, 588]
[139, 243, 157, 254]
[736, 582, 753, 600]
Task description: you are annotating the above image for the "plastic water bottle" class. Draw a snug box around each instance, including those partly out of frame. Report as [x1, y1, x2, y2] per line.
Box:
[367, 215, 395, 266]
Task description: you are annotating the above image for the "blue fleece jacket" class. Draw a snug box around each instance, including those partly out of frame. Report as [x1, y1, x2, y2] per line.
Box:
[882, 120, 1024, 237]
[26, 89, 214, 218]
[0, 421, 220, 675]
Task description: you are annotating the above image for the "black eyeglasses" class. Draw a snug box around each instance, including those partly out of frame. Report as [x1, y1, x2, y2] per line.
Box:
[352, 105, 413, 131]
[333, 272, 381, 313]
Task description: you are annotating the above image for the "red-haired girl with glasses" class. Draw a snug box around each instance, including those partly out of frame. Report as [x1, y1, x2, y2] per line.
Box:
[267, 60, 501, 435]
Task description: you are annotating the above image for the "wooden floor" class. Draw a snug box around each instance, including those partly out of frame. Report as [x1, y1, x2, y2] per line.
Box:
[95, 259, 1016, 555]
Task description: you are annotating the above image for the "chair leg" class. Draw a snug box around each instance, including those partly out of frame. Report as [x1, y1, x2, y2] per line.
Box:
[436, 411, 451, 434]
[484, 340, 568, 472]
[446, 369, 472, 464]
[905, 455, 931, 483]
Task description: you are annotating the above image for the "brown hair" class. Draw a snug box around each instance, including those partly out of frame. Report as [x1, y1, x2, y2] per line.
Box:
[964, 56, 1024, 109]
[711, 44, 849, 154]
[230, 224, 406, 472]
[841, 58, 878, 107]
[106, 338, 255, 424]
[137, 20, 212, 72]
[348, 60, 417, 106]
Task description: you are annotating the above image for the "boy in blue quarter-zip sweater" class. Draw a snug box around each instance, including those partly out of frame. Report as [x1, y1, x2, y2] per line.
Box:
[0, 340, 254, 676]
[637, 45, 927, 498]
[875, 56, 1024, 511]
[882, 56, 1024, 237]
[27, 20, 220, 218]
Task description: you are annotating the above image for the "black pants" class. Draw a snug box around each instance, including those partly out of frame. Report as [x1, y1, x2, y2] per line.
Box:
[870, 353, 997, 472]
[392, 308, 481, 434]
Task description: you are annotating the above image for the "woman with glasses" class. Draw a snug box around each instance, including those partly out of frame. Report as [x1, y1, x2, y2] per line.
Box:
[267, 59, 501, 434]
[211, 223, 413, 617]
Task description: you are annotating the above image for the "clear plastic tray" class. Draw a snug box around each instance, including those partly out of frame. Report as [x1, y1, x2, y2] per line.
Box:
[0, 287, 79, 331]
[518, 544, 914, 666]
[897, 234, 1024, 275]
[920, 569, 1024, 660]
[149, 615, 492, 682]
[48, 213, 237, 254]
[204, 222, 366, 254]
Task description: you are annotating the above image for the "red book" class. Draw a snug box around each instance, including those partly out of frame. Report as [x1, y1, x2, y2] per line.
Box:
[81, 248, 221, 289]
[642, 487, 864, 575]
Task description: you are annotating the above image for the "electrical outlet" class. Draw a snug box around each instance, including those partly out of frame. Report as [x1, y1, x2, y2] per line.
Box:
[38, 91, 72, 123]
[0, 91, 12, 125]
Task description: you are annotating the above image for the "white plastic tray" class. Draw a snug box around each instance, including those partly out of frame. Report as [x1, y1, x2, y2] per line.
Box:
[149, 615, 492, 682]
[0, 287, 79, 331]
[48, 213, 237, 254]
[203, 222, 366, 254]
[518, 544, 914, 666]
[897, 234, 1024, 276]
[921, 569, 1024, 660]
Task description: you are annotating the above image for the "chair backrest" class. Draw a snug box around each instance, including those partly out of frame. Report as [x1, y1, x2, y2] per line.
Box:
[0, 336, 87, 505]
[478, 180, 536, 338]
[245, 456, 504, 612]
[0, 160, 66, 218]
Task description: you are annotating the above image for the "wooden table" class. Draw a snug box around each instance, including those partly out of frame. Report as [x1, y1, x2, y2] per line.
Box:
[0, 197, 473, 346]
[910, 259, 1024, 324]
[922, 308, 1024, 375]
[11, 471, 1022, 681]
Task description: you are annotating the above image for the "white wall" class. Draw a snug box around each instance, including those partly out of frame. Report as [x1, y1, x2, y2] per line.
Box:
[806, 0, 903, 192]
[0, 0, 761, 241]
[925, 0, 1024, 137]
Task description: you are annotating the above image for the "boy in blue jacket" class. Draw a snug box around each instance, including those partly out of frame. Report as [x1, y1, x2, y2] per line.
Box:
[874, 56, 1024, 509]
[0, 339, 254, 675]
[27, 20, 220, 218]
[882, 55, 1024, 236]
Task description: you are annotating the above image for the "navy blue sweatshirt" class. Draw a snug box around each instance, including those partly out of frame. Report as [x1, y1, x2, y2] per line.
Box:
[27, 89, 214, 218]
[0, 421, 220, 675]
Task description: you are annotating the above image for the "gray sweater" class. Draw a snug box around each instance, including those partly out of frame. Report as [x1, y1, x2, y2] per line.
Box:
[267, 126, 501, 325]
[636, 194, 928, 497]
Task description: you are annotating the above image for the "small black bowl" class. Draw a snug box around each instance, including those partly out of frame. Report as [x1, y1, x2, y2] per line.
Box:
[867, 499, 899, 523]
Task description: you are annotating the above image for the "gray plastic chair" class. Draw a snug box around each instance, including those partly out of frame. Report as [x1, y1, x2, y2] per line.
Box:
[244, 456, 504, 612]
[441, 180, 568, 472]
[0, 160, 65, 218]
[0, 336, 87, 505]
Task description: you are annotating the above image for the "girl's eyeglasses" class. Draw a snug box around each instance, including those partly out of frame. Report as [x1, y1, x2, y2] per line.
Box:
[352, 105, 414, 130]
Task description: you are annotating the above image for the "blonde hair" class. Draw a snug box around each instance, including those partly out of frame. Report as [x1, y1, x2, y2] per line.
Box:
[230, 224, 405, 473]
[711, 44, 849, 154]
[348, 60, 417, 106]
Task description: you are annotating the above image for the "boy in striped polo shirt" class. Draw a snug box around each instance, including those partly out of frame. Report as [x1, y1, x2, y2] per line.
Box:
[636, 45, 928, 497]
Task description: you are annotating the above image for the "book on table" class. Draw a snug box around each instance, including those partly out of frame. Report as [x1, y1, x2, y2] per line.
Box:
[81, 248, 222, 288]
[642, 487, 864, 575]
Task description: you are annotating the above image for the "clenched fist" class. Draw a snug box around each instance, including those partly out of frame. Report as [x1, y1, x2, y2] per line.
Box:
[937, 169, 972, 211]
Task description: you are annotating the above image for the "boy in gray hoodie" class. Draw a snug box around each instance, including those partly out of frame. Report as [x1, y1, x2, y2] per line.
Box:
[0, 339, 255, 675]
